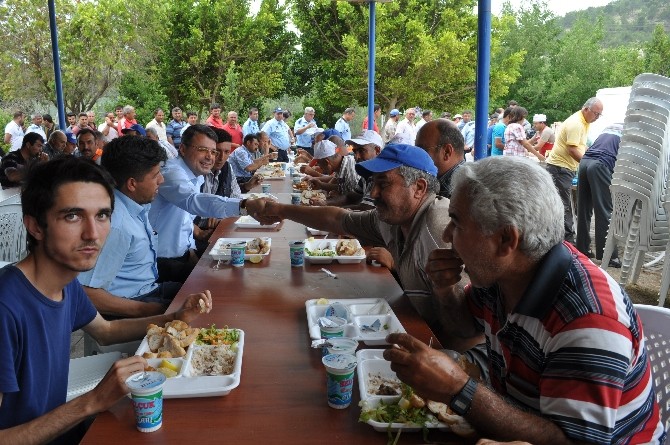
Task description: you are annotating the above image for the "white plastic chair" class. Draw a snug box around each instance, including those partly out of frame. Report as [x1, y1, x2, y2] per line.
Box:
[634, 304, 670, 431]
[83, 332, 141, 357]
[0, 203, 27, 262]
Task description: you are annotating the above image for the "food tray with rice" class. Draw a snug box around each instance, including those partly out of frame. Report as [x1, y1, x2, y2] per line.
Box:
[303, 238, 366, 264]
[305, 298, 406, 345]
[257, 165, 286, 180]
[356, 349, 476, 438]
[209, 237, 271, 261]
[135, 321, 245, 398]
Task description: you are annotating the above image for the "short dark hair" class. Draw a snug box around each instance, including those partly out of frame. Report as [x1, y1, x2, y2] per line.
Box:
[210, 103, 221, 111]
[210, 127, 232, 144]
[182, 124, 217, 147]
[13, 111, 24, 119]
[101, 136, 167, 188]
[508, 100, 518, 107]
[78, 112, 88, 118]
[243, 133, 258, 145]
[373, 104, 381, 112]
[186, 111, 197, 118]
[21, 132, 45, 149]
[249, 107, 258, 115]
[115, 105, 123, 111]
[154, 108, 164, 115]
[43, 114, 54, 123]
[502, 107, 513, 118]
[66, 112, 76, 118]
[422, 110, 432, 118]
[435, 119, 465, 155]
[508, 106, 528, 124]
[22, 157, 115, 251]
[77, 128, 96, 140]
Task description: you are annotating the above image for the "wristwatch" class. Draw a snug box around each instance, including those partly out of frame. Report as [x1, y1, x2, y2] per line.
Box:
[239, 199, 248, 216]
[449, 378, 477, 416]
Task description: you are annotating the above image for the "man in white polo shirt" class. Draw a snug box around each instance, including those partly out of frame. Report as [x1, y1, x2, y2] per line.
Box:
[4, 111, 25, 152]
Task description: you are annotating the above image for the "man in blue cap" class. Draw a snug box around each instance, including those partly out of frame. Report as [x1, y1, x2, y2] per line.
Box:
[383, 109, 400, 144]
[256, 144, 462, 340]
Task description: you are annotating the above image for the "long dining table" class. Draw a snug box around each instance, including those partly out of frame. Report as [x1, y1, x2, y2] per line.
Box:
[81, 170, 471, 444]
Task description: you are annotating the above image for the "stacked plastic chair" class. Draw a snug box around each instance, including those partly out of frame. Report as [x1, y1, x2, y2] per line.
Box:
[602, 73, 670, 302]
[659, 177, 670, 305]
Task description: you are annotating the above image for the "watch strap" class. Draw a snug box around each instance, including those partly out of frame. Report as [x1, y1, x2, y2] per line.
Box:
[449, 377, 477, 416]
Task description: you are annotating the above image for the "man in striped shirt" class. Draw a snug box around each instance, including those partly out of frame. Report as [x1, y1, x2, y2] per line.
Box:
[385, 157, 665, 445]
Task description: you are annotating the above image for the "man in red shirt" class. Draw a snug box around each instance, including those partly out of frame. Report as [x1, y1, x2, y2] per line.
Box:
[361, 104, 381, 133]
[222, 111, 243, 150]
[116, 105, 137, 136]
[205, 103, 225, 129]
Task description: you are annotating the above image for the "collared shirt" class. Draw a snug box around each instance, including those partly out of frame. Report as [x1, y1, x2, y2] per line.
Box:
[503, 123, 527, 157]
[260, 118, 290, 150]
[461, 121, 475, 149]
[4, 121, 24, 152]
[148, 157, 241, 258]
[166, 119, 186, 147]
[437, 159, 465, 198]
[342, 195, 449, 324]
[222, 123, 243, 147]
[242, 118, 259, 138]
[159, 139, 178, 159]
[97, 122, 118, 142]
[334, 118, 351, 142]
[466, 242, 665, 444]
[78, 190, 159, 298]
[146, 119, 167, 141]
[25, 124, 46, 141]
[547, 110, 589, 172]
[415, 118, 428, 133]
[336, 154, 360, 195]
[229, 146, 256, 179]
[383, 119, 398, 143]
[202, 162, 242, 199]
[392, 119, 416, 145]
[206, 115, 225, 129]
[294, 116, 316, 148]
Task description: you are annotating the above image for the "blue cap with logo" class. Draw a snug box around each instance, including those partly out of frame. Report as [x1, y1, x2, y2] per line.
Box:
[389, 109, 400, 117]
[64, 131, 77, 145]
[355, 144, 437, 179]
[274, 107, 284, 113]
[121, 123, 146, 136]
[322, 129, 342, 139]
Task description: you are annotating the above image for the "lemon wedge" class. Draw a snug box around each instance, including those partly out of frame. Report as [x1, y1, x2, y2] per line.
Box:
[316, 298, 329, 305]
[249, 255, 263, 263]
[160, 359, 179, 372]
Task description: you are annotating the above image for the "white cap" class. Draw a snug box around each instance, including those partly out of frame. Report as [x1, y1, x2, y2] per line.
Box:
[313, 140, 337, 159]
[346, 130, 384, 149]
[453, 114, 463, 119]
[533, 114, 547, 123]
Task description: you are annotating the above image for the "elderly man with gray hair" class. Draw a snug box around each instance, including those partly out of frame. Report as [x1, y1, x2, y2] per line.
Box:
[334, 107, 355, 142]
[385, 157, 664, 445]
[545, 97, 603, 243]
[294, 106, 318, 155]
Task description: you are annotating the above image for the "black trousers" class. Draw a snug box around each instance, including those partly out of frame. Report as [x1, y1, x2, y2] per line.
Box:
[576, 158, 618, 260]
[546, 164, 576, 243]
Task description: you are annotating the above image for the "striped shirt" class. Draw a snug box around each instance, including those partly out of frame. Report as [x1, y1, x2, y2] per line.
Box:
[467, 242, 665, 444]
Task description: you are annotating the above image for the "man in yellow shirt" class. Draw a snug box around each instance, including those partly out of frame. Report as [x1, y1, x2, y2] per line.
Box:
[545, 97, 603, 243]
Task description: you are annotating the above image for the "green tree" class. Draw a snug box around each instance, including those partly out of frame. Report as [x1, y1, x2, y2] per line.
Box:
[159, 0, 296, 114]
[0, 0, 167, 113]
[644, 25, 670, 77]
[291, 0, 524, 125]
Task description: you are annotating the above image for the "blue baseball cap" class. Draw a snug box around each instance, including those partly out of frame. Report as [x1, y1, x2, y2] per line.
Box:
[121, 123, 146, 136]
[64, 131, 77, 145]
[389, 109, 400, 117]
[355, 144, 438, 179]
[274, 107, 284, 113]
[322, 129, 342, 139]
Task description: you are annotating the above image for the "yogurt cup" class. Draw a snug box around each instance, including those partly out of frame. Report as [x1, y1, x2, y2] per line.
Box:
[318, 316, 347, 338]
[230, 241, 246, 267]
[323, 337, 358, 357]
[289, 240, 305, 266]
[291, 193, 301, 205]
[126, 371, 166, 433]
[261, 183, 271, 193]
[322, 353, 357, 409]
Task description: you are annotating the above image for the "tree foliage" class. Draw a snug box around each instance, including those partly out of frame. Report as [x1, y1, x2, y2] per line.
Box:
[0, 0, 166, 113]
[290, 0, 524, 125]
[644, 25, 670, 77]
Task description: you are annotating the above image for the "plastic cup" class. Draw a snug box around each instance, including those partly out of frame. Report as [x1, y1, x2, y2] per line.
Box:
[289, 166, 296, 176]
[291, 193, 301, 205]
[289, 240, 304, 266]
[126, 371, 166, 433]
[261, 183, 271, 194]
[322, 354, 357, 409]
[230, 241, 246, 267]
[323, 337, 358, 357]
[318, 316, 347, 339]
[292, 176, 301, 186]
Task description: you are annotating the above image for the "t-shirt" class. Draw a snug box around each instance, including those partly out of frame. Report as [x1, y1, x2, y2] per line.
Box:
[581, 131, 621, 174]
[467, 243, 665, 444]
[4, 120, 24, 152]
[491, 122, 506, 156]
[547, 110, 589, 172]
[222, 123, 243, 148]
[0, 265, 97, 430]
[0, 150, 26, 188]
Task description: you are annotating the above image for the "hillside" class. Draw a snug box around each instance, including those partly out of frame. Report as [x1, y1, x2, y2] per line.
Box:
[561, 0, 670, 47]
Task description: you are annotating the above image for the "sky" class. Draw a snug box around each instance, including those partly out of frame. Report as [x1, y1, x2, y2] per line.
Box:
[491, 0, 615, 17]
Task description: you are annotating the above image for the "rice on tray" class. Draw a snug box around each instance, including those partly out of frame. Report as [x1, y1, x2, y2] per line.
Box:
[191, 345, 236, 376]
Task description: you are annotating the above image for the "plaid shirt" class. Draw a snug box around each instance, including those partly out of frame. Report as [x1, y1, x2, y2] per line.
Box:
[503, 123, 527, 157]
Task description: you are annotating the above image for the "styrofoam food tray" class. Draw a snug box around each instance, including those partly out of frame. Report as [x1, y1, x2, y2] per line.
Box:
[356, 350, 450, 432]
[67, 352, 122, 402]
[303, 238, 366, 264]
[134, 329, 245, 398]
[257, 166, 286, 180]
[241, 193, 275, 200]
[209, 237, 271, 260]
[305, 298, 405, 345]
[234, 215, 280, 229]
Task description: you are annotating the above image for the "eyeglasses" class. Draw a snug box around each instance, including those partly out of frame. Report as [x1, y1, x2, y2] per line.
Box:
[190, 146, 220, 156]
[589, 108, 603, 118]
